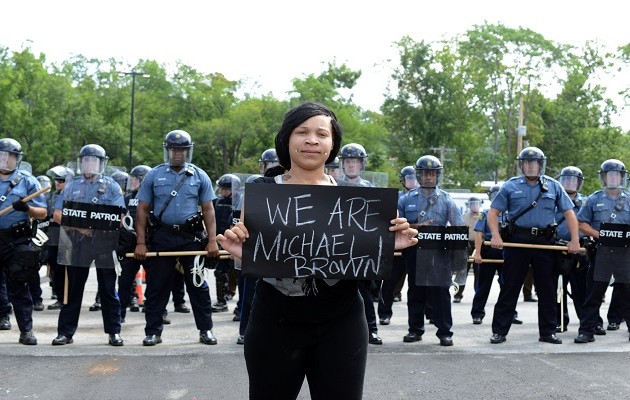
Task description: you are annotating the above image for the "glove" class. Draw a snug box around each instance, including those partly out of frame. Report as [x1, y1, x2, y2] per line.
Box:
[12, 199, 30, 212]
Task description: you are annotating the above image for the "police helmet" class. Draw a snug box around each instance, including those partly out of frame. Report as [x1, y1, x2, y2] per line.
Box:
[415, 155, 443, 188]
[599, 159, 627, 189]
[77, 144, 108, 175]
[517, 147, 546, 178]
[488, 184, 502, 202]
[259, 148, 279, 163]
[245, 174, 263, 184]
[559, 166, 584, 193]
[216, 173, 241, 190]
[37, 175, 50, 185]
[325, 156, 340, 169]
[0, 138, 24, 172]
[110, 171, 129, 190]
[163, 130, 194, 166]
[399, 165, 418, 189]
[129, 165, 151, 180]
[258, 148, 279, 173]
[339, 143, 367, 160]
[47, 165, 72, 180]
[466, 196, 482, 211]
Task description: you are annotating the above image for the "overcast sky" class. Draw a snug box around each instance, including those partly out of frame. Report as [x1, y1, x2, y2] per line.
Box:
[2, 0, 628, 127]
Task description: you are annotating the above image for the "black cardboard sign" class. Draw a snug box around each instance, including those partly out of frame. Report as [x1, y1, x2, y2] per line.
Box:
[242, 183, 398, 279]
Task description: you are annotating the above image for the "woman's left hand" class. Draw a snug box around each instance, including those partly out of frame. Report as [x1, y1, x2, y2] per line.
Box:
[390, 217, 418, 250]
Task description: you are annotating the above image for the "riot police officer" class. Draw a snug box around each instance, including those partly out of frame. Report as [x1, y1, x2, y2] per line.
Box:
[574, 159, 630, 343]
[378, 166, 417, 325]
[44, 165, 73, 310]
[212, 173, 240, 313]
[399, 155, 463, 346]
[338, 142, 382, 344]
[30, 175, 52, 311]
[0, 138, 47, 344]
[258, 148, 279, 175]
[134, 130, 220, 346]
[324, 156, 342, 180]
[52, 144, 126, 346]
[488, 147, 579, 345]
[117, 164, 151, 321]
[471, 184, 523, 325]
[454, 196, 483, 302]
[110, 171, 129, 195]
[338, 143, 373, 187]
[553, 166, 588, 333]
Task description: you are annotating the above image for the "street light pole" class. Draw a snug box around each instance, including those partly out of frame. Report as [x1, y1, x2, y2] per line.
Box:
[120, 71, 150, 170]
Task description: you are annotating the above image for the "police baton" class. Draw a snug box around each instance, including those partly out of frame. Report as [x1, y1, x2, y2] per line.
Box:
[125, 250, 232, 259]
[0, 185, 51, 217]
[483, 241, 586, 253]
[130, 250, 405, 259]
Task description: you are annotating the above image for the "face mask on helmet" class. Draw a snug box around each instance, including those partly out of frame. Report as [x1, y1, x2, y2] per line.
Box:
[467, 199, 482, 212]
[600, 170, 627, 190]
[559, 175, 581, 193]
[402, 175, 418, 190]
[416, 169, 442, 188]
[164, 146, 193, 167]
[519, 158, 546, 178]
[341, 158, 365, 179]
[78, 155, 106, 176]
[0, 151, 19, 173]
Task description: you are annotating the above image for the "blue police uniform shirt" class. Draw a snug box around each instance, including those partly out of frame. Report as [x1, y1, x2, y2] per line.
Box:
[490, 176, 573, 229]
[555, 193, 587, 240]
[136, 163, 216, 226]
[54, 175, 125, 210]
[577, 189, 630, 230]
[0, 170, 46, 229]
[339, 176, 373, 187]
[398, 187, 464, 226]
[474, 210, 505, 241]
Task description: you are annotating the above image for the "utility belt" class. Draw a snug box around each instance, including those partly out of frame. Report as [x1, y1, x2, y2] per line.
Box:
[0, 220, 33, 240]
[511, 225, 554, 237]
[155, 213, 205, 237]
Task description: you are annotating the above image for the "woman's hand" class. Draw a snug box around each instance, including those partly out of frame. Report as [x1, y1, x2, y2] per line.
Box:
[390, 217, 418, 250]
[216, 221, 249, 261]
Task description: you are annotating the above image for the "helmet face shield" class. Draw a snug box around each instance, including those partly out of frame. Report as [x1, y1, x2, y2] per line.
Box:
[78, 155, 106, 175]
[559, 175, 581, 193]
[600, 170, 627, 189]
[467, 199, 481, 212]
[519, 158, 545, 178]
[416, 169, 442, 188]
[341, 158, 365, 179]
[126, 176, 141, 192]
[164, 146, 193, 167]
[0, 151, 19, 172]
[402, 175, 418, 190]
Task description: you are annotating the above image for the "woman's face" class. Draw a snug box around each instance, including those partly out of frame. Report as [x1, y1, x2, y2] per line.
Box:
[288, 115, 334, 171]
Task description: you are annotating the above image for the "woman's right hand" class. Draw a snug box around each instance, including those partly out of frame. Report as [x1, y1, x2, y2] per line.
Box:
[216, 222, 249, 261]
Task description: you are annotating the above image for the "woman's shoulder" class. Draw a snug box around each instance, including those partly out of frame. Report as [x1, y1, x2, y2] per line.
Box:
[252, 176, 276, 184]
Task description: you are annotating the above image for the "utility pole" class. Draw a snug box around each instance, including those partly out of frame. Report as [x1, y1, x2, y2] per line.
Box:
[429, 145, 456, 165]
[120, 71, 150, 171]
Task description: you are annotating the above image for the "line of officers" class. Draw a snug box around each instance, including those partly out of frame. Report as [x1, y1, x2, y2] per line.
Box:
[2, 133, 629, 348]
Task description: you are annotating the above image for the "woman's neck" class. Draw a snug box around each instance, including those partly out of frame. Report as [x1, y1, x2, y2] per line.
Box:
[282, 167, 331, 185]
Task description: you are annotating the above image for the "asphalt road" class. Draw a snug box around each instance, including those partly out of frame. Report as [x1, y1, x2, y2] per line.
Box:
[1, 268, 629, 400]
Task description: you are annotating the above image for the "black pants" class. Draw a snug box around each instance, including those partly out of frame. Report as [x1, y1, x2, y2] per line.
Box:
[358, 280, 377, 334]
[144, 229, 213, 336]
[244, 282, 367, 400]
[471, 247, 503, 320]
[378, 255, 406, 319]
[405, 248, 452, 338]
[57, 266, 121, 337]
[492, 236, 557, 337]
[579, 280, 630, 336]
[1, 235, 34, 333]
[237, 274, 256, 336]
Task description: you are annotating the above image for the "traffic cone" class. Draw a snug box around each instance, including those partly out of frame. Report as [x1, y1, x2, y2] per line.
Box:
[135, 267, 145, 306]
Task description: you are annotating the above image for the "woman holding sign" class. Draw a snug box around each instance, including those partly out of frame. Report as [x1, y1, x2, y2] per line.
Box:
[217, 102, 418, 400]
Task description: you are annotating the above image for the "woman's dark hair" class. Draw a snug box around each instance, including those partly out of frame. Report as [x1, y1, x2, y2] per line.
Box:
[274, 102, 343, 171]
